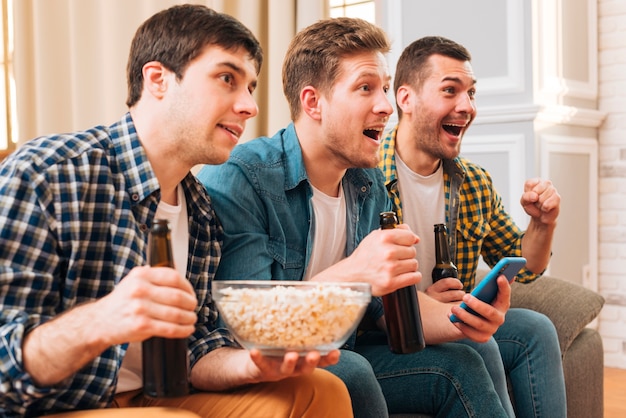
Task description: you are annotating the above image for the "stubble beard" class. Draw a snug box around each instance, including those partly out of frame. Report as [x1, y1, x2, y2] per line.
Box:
[326, 131, 380, 170]
[414, 116, 461, 162]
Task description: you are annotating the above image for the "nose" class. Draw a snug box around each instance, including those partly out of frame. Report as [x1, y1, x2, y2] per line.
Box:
[456, 93, 476, 115]
[235, 89, 258, 119]
[374, 90, 394, 116]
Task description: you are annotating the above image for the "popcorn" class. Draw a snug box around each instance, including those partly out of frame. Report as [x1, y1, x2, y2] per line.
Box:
[215, 283, 370, 352]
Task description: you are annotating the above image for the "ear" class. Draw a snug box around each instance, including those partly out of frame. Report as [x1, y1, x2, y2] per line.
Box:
[395, 85, 414, 115]
[300, 86, 322, 121]
[142, 61, 168, 99]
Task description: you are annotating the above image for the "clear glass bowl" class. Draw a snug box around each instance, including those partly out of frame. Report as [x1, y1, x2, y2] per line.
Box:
[212, 280, 372, 356]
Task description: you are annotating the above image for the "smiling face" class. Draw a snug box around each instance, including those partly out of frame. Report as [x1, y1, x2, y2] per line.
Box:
[164, 45, 259, 166]
[396, 54, 476, 171]
[317, 51, 393, 169]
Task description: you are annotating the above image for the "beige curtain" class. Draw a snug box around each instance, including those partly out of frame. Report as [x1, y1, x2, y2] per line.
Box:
[13, 0, 327, 146]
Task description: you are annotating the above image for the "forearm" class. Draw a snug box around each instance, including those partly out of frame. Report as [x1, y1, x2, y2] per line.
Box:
[418, 292, 463, 344]
[521, 219, 556, 273]
[22, 302, 111, 386]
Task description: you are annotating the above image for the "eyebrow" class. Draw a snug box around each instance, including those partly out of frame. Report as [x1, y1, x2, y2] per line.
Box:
[356, 70, 392, 83]
[441, 76, 477, 86]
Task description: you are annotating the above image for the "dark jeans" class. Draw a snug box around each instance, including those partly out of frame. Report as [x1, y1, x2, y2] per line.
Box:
[326, 337, 508, 418]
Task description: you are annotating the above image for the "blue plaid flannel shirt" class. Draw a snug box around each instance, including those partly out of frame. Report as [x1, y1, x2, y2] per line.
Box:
[0, 113, 236, 417]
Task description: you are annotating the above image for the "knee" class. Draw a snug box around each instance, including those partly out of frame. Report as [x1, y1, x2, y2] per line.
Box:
[509, 309, 558, 340]
[324, 350, 381, 394]
[312, 368, 352, 400]
[295, 369, 353, 417]
[422, 344, 496, 394]
[449, 343, 490, 369]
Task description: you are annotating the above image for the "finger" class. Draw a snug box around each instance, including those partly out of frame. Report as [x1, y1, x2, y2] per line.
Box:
[531, 180, 549, 194]
[143, 267, 197, 309]
[452, 320, 492, 344]
[144, 316, 196, 339]
[317, 349, 340, 367]
[280, 351, 301, 374]
[538, 189, 561, 212]
[299, 351, 323, 373]
[492, 276, 511, 310]
[389, 270, 422, 289]
[458, 293, 498, 323]
[393, 246, 419, 263]
[144, 298, 198, 326]
[523, 178, 541, 192]
[430, 290, 465, 303]
[450, 300, 486, 328]
[147, 285, 198, 314]
[248, 348, 267, 369]
[114, 271, 197, 322]
[383, 227, 420, 245]
[520, 191, 539, 209]
[148, 267, 195, 294]
[432, 278, 464, 291]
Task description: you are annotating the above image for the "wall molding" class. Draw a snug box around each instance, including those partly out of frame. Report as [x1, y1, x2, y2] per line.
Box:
[477, 0, 526, 95]
[461, 133, 527, 226]
[540, 134, 598, 292]
[382, 0, 526, 97]
[471, 103, 606, 128]
[534, 0, 599, 102]
[535, 105, 606, 128]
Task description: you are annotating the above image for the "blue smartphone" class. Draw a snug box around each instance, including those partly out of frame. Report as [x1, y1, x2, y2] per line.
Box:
[449, 256, 526, 323]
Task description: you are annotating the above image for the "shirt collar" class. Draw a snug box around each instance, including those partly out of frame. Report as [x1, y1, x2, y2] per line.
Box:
[282, 122, 312, 191]
[110, 113, 161, 205]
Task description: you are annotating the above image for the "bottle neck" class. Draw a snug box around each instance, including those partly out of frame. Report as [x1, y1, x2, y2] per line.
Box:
[434, 228, 452, 263]
[380, 211, 398, 230]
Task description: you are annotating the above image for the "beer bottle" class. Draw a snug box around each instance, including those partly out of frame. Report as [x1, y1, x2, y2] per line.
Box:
[142, 219, 190, 398]
[431, 223, 458, 282]
[379, 211, 426, 353]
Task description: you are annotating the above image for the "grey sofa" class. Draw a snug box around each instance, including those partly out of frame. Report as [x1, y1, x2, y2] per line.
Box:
[390, 273, 606, 418]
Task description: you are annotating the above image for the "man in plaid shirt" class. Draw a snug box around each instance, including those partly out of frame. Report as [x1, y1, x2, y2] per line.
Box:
[379, 36, 566, 417]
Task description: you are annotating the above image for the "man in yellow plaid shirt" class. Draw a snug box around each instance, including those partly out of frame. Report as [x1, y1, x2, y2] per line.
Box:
[379, 36, 566, 417]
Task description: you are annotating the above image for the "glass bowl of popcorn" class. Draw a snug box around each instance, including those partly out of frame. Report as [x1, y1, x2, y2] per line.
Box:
[212, 280, 372, 356]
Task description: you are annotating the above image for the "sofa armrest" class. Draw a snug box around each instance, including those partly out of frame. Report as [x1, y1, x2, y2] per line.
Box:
[509, 276, 604, 355]
[475, 270, 605, 354]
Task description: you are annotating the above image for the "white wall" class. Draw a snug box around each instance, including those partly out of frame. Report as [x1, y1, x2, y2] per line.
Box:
[598, 0, 626, 369]
[380, 0, 625, 367]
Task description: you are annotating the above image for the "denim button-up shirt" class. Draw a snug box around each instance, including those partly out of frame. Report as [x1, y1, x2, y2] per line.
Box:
[198, 123, 391, 342]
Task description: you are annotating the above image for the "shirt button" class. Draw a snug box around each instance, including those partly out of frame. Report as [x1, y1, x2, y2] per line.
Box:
[360, 186, 367, 193]
[131, 193, 139, 201]
[140, 224, 148, 232]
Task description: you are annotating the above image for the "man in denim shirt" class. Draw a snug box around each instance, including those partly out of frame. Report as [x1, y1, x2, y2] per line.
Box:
[199, 17, 513, 418]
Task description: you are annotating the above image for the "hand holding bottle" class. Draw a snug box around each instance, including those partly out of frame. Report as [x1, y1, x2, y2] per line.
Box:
[143, 219, 191, 398]
[425, 224, 465, 303]
[312, 220, 420, 297]
[379, 212, 425, 354]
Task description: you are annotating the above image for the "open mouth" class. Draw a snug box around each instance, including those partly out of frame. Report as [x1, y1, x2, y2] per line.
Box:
[363, 128, 382, 141]
[442, 123, 464, 137]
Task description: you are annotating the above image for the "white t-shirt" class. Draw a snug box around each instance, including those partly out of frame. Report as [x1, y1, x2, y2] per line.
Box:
[396, 154, 446, 291]
[303, 184, 347, 280]
[116, 185, 189, 393]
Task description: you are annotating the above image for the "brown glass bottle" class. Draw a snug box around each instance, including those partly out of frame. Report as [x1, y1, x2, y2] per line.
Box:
[379, 211, 426, 354]
[142, 219, 190, 398]
[431, 223, 458, 282]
